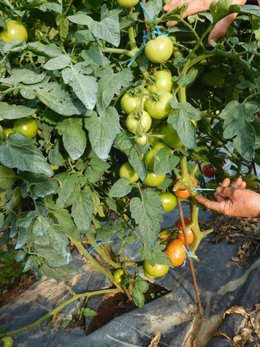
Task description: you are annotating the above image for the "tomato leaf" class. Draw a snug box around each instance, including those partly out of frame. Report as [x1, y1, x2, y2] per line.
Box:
[0, 68, 46, 86]
[240, 5, 260, 17]
[0, 102, 36, 121]
[0, 133, 53, 177]
[168, 100, 200, 149]
[84, 153, 110, 184]
[221, 100, 256, 161]
[153, 148, 179, 175]
[95, 220, 124, 242]
[141, 243, 172, 267]
[71, 190, 94, 232]
[44, 54, 71, 70]
[209, 0, 240, 24]
[85, 107, 121, 161]
[57, 118, 87, 160]
[146, 0, 163, 20]
[19, 172, 58, 198]
[109, 178, 132, 198]
[177, 68, 198, 88]
[132, 276, 149, 308]
[40, 263, 82, 281]
[130, 189, 163, 251]
[27, 42, 63, 58]
[55, 173, 78, 208]
[83, 308, 97, 317]
[80, 44, 110, 66]
[0, 165, 17, 190]
[129, 145, 147, 181]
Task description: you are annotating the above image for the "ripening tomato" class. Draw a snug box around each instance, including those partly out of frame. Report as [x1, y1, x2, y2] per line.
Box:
[160, 192, 177, 212]
[126, 111, 152, 134]
[144, 171, 166, 187]
[165, 239, 186, 267]
[201, 164, 217, 178]
[174, 178, 197, 199]
[1, 336, 14, 347]
[161, 124, 183, 148]
[145, 141, 169, 169]
[121, 92, 141, 114]
[145, 35, 173, 63]
[119, 162, 139, 183]
[143, 260, 169, 278]
[117, 0, 139, 8]
[175, 217, 194, 245]
[113, 268, 124, 284]
[145, 92, 173, 119]
[158, 229, 172, 242]
[0, 20, 28, 43]
[13, 117, 38, 139]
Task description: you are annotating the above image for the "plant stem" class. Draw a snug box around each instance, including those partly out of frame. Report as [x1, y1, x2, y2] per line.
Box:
[180, 156, 189, 178]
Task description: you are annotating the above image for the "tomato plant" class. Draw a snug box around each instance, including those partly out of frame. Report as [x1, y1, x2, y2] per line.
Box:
[165, 239, 186, 267]
[145, 35, 173, 63]
[0, 20, 28, 43]
[175, 218, 194, 245]
[143, 261, 169, 279]
[160, 124, 183, 148]
[160, 192, 177, 212]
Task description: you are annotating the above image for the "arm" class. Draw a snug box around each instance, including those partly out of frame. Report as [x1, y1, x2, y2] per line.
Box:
[164, 0, 247, 42]
[195, 177, 260, 218]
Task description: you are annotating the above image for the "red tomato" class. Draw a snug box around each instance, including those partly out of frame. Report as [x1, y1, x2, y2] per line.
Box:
[175, 217, 194, 245]
[202, 164, 217, 178]
[165, 239, 186, 267]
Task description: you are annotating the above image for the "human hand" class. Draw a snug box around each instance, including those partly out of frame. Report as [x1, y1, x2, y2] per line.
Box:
[164, 0, 247, 43]
[195, 177, 260, 218]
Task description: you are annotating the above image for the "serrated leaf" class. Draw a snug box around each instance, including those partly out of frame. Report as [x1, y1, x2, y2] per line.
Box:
[132, 276, 149, 308]
[71, 190, 94, 232]
[84, 154, 110, 184]
[56, 173, 78, 208]
[96, 68, 133, 115]
[0, 102, 36, 121]
[130, 190, 164, 251]
[240, 5, 260, 17]
[129, 145, 147, 181]
[85, 107, 121, 160]
[19, 172, 58, 198]
[95, 220, 124, 242]
[109, 178, 132, 198]
[44, 54, 71, 70]
[153, 149, 179, 175]
[0, 165, 17, 190]
[115, 131, 135, 155]
[0, 133, 53, 177]
[221, 100, 256, 161]
[209, 0, 240, 24]
[168, 101, 200, 149]
[57, 118, 87, 160]
[56, 14, 69, 40]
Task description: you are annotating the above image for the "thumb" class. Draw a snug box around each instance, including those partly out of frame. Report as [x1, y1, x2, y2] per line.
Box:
[208, 13, 238, 43]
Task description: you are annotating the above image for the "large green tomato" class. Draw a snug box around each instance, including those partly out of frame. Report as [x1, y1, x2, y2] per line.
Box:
[119, 162, 139, 183]
[0, 20, 28, 43]
[117, 0, 139, 8]
[121, 92, 141, 114]
[145, 36, 173, 63]
[144, 171, 166, 187]
[161, 124, 183, 148]
[145, 92, 173, 119]
[13, 117, 38, 139]
[145, 142, 169, 169]
[143, 261, 169, 279]
[2, 336, 14, 347]
[126, 111, 152, 134]
[160, 192, 177, 212]
[154, 70, 173, 92]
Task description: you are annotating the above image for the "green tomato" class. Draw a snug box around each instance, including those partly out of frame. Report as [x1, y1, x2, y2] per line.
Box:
[154, 70, 173, 92]
[145, 142, 169, 169]
[2, 336, 14, 347]
[3, 128, 13, 139]
[160, 192, 177, 212]
[161, 123, 183, 148]
[144, 171, 166, 187]
[121, 92, 141, 114]
[113, 268, 124, 284]
[0, 20, 28, 43]
[143, 260, 169, 278]
[145, 92, 173, 119]
[145, 36, 173, 63]
[126, 111, 152, 134]
[119, 162, 139, 183]
[13, 117, 38, 139]
[117, 0, 139, 8]
[135, 134, 148, 146]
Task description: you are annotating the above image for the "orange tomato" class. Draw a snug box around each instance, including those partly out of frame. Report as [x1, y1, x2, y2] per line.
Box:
[174, 178, 197, 199]
[165, 239, 186, 267]
[175, 217, 194, 245]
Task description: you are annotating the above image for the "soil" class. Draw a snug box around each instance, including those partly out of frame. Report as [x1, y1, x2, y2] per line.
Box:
[86, 283, 169, 335]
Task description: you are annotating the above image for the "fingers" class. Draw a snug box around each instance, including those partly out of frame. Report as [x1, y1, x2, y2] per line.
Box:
[164, 0, 183, 12]
[195, 194, 225, 214]
[208, 13, 238, 43]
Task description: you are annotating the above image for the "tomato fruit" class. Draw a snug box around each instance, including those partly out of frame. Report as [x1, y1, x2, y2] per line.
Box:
[145, 92, 173, 119]
[117, 0, 139, 8]
[201, 164, 217, 178]
[3, 128, 13, 139]
[160, 192, 177, 212]
[145, 35, 173, 63]
[119, 162, 139, 183]
[121, 92, 141, 114]
[165, 239, 186, 267]
[0, 20, 28, 43]
[161, 124, 183, 148]
[135, 134, 147, 146]
[144, 171, 166, 187]
[2, 336, 14, 347]
[113, 268, 124, 284]
[154, 70, 173, 92]
[13, 117, 38, 139]
[145, 141, 169, 169]
[143, 260, 169, 279]
[126, 111, 152, 134]
[174, 178, 197, 199]
[175, 217, 194, 245]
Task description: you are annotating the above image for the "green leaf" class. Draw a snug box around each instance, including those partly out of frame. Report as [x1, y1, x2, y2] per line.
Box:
[221, 100, 256, 161]
[177, 68, 198, 88]
[209, 0, 240, 24]
[27, 42, 63, 58]
[62, 63, 98, 110]
[130, 189, 164, 251]
[80, 44, 110, 66]
[57, 118, 87, 160]
[71, 190, 94, 232]
[0, 68, 45, 86]
[116, 131, 135, 155]
[168, 101, 200, 149]
[16, 210, 37, 228]
[56, 173, 78, 208]
[96, 67, 133, 115]
[40, 263, 82, 280]
[56, 14, 69, 40]
[132, 276, 149, 308]
[19, 172, 58, 198]
[240, 5, 260, 17]
[44, 54, 71, 70]
[146, 0, 163, 20]
[85, 107, 121, 160]
[153, 149, 179, 175]
[95, 220, 124, 242]
[129, 145, 147, 181]
[84, 153, 110, 184]
[109, 178, 132, 198]
[36, 82, 85, 116]
[141, 242, 172, 267]
[0, 133, 53, 177]
[83, 308, 97, 317]
[0, 102, 36, 121]
[0, 165, 17, 190]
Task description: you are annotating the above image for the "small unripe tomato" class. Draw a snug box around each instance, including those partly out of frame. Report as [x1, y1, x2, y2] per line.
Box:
[161, 124, 183, 148]
[160, 192, 177, 212]
[143, 260, 169, 278]
[13, 117, 38, 139]
[158, 229, 172, 242]
[113, 268, 124, 284]
[0, 20, 28, 43]
[119, 162, 139, 183]
[144, 171, 166, 187]
[3, 128, 13, 139]
[117, 0, 139, 8]
[145, 91, 173, 119]
[135, 134, 148, 146]
[2, 336, 14, 347]
[154, 70, 173, 92]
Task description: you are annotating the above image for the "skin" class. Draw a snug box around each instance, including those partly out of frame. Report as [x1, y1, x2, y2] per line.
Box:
[195, 177, 260, 218]
[164, 0, 247, 43]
